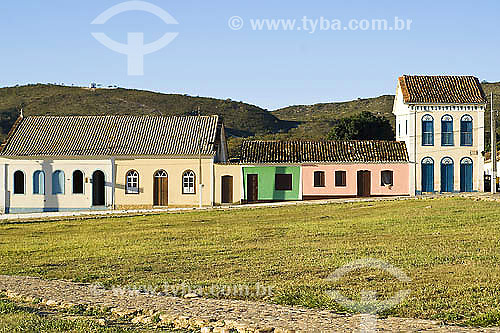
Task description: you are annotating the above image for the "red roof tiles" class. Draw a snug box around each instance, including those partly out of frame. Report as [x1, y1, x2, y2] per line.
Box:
[399, 75, 487, 104]
[240, 140, 409, 164]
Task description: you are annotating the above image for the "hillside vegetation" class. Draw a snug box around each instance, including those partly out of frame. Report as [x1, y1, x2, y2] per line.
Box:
[2, 82, 500, 153]
[0, 84, 295, 139]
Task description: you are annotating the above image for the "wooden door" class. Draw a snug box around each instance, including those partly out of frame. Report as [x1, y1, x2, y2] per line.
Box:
[221, 176, 233, 204]
[421, 161, 434, 192]
[357, 170, 371, 197]
[247, 174, 258, 202]
[153, 171, 168, 206]
[460, 159, 473, 192]
[440, 159, 454, 193]
[92, 170, 105, 206]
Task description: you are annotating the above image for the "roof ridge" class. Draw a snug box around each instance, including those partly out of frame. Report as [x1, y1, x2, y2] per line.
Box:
[24, 114, 219, 119]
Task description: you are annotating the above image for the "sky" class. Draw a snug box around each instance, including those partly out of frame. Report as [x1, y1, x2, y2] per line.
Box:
[1, 0, 500, 110]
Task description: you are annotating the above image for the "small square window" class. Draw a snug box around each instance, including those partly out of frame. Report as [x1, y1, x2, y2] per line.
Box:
[275, 174, 292, 191]
[335, 171, 347, 187]
[381, 170, 394, 186]
[313, 171, 325, 187]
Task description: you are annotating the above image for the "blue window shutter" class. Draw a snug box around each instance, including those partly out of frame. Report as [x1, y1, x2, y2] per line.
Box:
[422, 163, 434, 192]
[33, 171, 45, 194]
[52, 171, 65, 194]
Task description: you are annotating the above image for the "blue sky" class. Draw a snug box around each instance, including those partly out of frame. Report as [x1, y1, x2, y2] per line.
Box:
[1, 0, 499, 110]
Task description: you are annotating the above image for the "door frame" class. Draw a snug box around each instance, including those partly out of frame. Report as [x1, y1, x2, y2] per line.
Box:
[92, 170, 105, 206]
[357, 170, 371, 197]
[246, 174, 258, 203]
[153, 170, 168, 206]
[440, 157, 454, 193]
[460, 157, 473, 192]
[221, 175, 233, 204]
[421, 157, 434, 193]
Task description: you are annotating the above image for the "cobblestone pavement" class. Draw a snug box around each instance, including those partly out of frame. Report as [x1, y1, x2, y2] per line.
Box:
[0, 275, 498, 332]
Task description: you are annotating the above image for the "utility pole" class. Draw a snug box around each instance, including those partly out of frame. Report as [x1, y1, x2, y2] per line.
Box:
[198, 106, 203, 208]
[492, 92, 497, 194]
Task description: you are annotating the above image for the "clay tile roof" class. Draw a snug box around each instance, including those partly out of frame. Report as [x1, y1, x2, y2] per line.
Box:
[399, 75, 487, 104]
[240, 140, 409, 164]
[1, 115, 220, 157]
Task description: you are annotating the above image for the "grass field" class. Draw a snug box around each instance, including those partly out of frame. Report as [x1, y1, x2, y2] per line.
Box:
[1, 197, 500, 327]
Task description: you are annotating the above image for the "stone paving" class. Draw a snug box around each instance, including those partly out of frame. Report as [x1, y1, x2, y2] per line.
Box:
[1, 275, 498, 332]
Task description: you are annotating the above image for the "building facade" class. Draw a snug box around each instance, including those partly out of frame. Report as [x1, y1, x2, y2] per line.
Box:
[239, 140, 409, 201]
[0, 115, 229, 213]
[393, 75, 486, 195]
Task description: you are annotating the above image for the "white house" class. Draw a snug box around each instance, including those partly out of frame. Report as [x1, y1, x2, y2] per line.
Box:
[393, 75, 487, 195]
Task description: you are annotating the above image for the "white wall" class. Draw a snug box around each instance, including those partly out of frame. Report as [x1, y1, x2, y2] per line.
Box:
[393, 83, 486, 194]
[0, 158, 113, 213]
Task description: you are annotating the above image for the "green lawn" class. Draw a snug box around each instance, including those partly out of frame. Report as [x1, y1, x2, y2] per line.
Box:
[1, 198, 500, 327]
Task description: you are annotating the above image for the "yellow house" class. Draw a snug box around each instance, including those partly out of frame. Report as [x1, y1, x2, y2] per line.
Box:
[0, 114, 235, 213]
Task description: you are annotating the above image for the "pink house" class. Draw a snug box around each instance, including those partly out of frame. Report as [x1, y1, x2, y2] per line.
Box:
[236, 140, 410, 200]
[300, 141, 409, 198]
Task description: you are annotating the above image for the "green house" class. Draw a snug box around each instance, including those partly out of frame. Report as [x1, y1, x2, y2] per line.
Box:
[240, 141, 302, 202]
[242, 166, 301, 202]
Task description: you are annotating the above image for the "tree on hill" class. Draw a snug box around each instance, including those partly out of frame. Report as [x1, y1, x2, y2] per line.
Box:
[327, 111, 394, 141]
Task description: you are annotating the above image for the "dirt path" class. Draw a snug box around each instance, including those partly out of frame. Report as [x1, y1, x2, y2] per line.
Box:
[0, 275, 496, 332]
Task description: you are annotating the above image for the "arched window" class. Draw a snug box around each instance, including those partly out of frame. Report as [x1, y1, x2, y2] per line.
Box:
[441, 115, 454, 146]
[73, 170, 84, 194]
[125, 170, 139, 194]
[440, 157, 454, 192]
[13, 171, 25, 194]
[52, 170, 65, 194]
[460, 115, 473, 146]
[460, 157, 473, 192]
[422, 115, 434, 146]
[421, 157, 434, 193]
[33, 171, 45, 194]
[182, 170, 196, 194]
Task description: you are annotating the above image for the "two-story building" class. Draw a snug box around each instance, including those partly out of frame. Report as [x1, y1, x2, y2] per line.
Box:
[393, 75, 487, 195]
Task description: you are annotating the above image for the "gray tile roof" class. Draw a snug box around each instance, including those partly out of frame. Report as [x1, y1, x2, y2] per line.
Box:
[240, 140, 409, 164]
[1, 115, 221, 157]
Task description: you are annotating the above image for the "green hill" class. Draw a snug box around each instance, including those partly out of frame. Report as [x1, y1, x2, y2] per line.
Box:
[271, 95, 395, 140]
[0, 84, 295, 139]
[2, 82, 500, 154]
[271, 82, 500, 142]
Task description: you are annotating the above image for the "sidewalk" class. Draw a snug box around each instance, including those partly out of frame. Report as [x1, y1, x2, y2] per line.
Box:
[0, 196, 412, 221]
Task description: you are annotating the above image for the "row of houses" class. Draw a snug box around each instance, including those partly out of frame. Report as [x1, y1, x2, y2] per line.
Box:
[0, 75, 487, 213]
[0, 114, 409, 213]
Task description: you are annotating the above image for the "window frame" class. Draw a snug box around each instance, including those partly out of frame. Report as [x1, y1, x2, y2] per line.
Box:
[125, 170, 140, 194]
[182, 170, 196, 194]
[72, 170, 85, 194]
[460, 114, 473, 146]
[313, 171, 326, 188]
[275, 173, 293, 191]
[33, 170, 45, 195]
[380, 170, 394, 187]
[52, 170, 65, 195]
[334, 170, 347, 187]
[421, 114, 434, 146]
[13, 170, 25, 195]
[441, 115, 454, 146]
